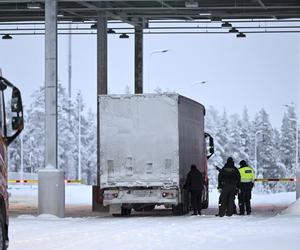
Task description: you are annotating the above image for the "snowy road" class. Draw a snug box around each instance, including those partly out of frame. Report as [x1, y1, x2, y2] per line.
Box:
[7, 185, 300, 250]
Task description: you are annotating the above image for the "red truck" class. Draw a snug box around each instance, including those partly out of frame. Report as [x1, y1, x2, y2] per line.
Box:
[0, 75, 24, 250]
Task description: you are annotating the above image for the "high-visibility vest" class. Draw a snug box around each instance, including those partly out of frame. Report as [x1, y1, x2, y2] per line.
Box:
[239, 166, 255, 183]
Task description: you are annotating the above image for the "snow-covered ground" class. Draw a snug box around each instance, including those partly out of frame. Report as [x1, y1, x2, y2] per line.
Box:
[7, 185, 300, 250]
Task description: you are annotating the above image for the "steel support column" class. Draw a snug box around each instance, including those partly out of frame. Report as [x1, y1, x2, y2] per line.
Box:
[93, 12, 108, 211]
[135, 25, 143, 94]
[38, 0, 65, 218]
[297, 166, 300, 199]
[96, 12, 107, 185]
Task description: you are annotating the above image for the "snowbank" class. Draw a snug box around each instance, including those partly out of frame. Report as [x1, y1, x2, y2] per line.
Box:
[281, 198, 300, 216]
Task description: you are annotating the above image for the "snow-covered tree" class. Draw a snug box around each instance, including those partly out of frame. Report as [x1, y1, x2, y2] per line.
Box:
[280, 104, 297, 191]
[241, 108, 252, 164]
[80, 109, 97, 184]
[12, 84, 97, 184]
[21, 86, 45, 173]
[254, 109, 278, 192]
[57, 84, 78, 179]
[205, 106, 223, 188]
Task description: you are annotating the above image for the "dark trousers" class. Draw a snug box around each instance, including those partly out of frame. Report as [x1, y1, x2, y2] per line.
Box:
[219, 185, 236, 216]
[190, 190, 202, 213]
[238, 183, 253, 214]
[218, 195, 237, 214]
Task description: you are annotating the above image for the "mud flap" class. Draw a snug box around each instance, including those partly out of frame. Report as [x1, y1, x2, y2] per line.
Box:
[109, 204, 122, 215]
[92, 185, 109, 212]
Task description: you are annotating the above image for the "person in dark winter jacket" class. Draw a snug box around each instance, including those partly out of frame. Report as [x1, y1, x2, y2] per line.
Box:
[184, 164, 203, 215]
[217, 157, 240, 217]
[215, 165, 238, 215]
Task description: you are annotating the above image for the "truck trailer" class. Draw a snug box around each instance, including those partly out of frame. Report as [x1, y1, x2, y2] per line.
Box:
[99, 94, 213, 216]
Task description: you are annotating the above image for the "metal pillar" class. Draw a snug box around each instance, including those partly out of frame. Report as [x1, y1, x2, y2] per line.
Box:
[68, 23, 72, 120]
[78, 92, 82, 181]
[297, 121, 300, 199]
[134, 25, 143, 94]
[97, 13, 108, 96]
[96, 12, 107, 185]
[93, 12, 108, 212]
[39, 0, 65, 218]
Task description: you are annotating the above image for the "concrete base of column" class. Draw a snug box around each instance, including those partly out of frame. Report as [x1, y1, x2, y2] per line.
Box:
[38, 168, 65, 218]
[92, 185, 109, 212]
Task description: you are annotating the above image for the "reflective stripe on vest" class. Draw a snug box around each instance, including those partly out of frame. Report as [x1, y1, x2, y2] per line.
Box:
[239, 166, 255, 183]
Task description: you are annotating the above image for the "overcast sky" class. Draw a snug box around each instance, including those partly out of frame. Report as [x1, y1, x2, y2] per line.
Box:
[0, 31, 299, 128]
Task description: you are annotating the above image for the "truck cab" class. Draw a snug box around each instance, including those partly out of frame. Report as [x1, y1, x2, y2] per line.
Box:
[0, 75, 24, 250]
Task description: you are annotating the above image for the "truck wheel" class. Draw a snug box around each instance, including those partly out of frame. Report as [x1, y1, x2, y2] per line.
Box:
[121, 207, 131, 216]
[0, 212, 6, 250]
[172, 203, 184, 216]
[202, 200, 209, 209]
[202, 188, 209, 209]
[143, 205, 155, 212]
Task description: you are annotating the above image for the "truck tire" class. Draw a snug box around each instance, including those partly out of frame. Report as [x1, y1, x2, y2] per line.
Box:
[0, 212, 6, 250]
[143, 205, 155, 212]
[202, 200, 209, 209]
[121, 207, 131, 216]
[172, 203, 184, 216]
[202, 186, 209, 209]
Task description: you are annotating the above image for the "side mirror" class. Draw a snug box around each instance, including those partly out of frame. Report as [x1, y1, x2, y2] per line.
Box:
[11, 87, 22, 113]
[205, 132, 214, 160]
[6, 87, 24, 145]
[0, 78, 7, 91]
[209, 137, 214, 154]
[12, 116, 24, 130]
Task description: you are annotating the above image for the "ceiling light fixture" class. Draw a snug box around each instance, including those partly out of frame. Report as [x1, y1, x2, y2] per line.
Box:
[27, 2, 41, 9]
[72, 17, 84, 22]
[199, 11, 211, 16]
[2, 34, 12, 40]
[229, 27, 239, 33]
[119, 33, 129, 39]
[236, 32, 246, 38]
[185, 0, 199, 8]
[221, 21, 232, 28]
[210, 17, 222, 22]
[107, 28, 116, 34]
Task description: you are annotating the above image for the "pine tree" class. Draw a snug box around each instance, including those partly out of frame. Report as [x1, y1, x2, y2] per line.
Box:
[205, 106, 223, 187]
[80, 109, 97, 184]
[273, 128, 286, 192]
[228, 114, 247, 161]
[254, 109, 277, 192]
[218, 110, 230, 163]
[280, 104, 297, 191]
[241, 108, 252, 165]
[14, 84, 98, 183]
[21, 86, 45, 174]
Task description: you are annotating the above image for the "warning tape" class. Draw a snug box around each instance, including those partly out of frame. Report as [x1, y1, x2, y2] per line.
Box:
[255, 178, 296, 182]
[8, 180, 82, 184]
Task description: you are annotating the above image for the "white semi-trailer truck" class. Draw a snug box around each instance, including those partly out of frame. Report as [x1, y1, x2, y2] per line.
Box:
[99, 94, 214, 216]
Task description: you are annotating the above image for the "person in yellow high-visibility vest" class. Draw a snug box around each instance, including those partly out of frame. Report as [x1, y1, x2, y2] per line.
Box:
[238, 160, 255, 215]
